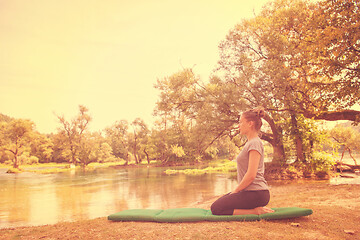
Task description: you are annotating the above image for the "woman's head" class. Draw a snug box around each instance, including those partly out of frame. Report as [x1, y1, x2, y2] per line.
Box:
[239, 108, 265, 134]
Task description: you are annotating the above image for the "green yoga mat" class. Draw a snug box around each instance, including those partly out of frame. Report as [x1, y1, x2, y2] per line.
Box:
[108, 207, 313, 223]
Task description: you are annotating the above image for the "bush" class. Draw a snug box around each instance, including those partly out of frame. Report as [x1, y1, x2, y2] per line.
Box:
[164, 160, 237, 176]
[28, 156, 39, 165]
[171, 144, 185, 158]
[204, 147, 219, 160]
[104, 156, 118, 162]
[4, 160, 12, 165]
[310, 151, 336, 173]
[17, 154, 39, 165]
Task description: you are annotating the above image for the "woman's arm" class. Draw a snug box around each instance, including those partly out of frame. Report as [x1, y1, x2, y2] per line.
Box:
[232, 150, 261, 193]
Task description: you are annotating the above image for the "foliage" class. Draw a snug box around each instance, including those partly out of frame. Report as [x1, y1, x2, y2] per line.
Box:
[307, 0, 360, 113]
[30, 133, 53, 163]
[96, 142, 115, 163]
[330, 125, 360, 153]
[164, 160, 236, 176]
[328, 124, 360, 164]
[105, 120, 130, 163]
[1, 0, 359, 174]
[204, 146, 219, 160]
[55, 105, 92, 167]
[18, 153, 39, 165]
[128, 118, 150, 164]
[0, 113, 13, 123]
[0, 119, 35, 168]
[310, 151, 336, 173]
[216, 0, 360, 166]
[171, 144, 185, 158]
[153, 69, 241, 164]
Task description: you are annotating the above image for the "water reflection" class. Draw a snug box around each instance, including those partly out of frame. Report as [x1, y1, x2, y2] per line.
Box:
[0, 167, 237, 228]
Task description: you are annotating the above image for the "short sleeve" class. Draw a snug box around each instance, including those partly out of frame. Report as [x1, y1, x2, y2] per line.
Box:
[247, 139, 263, 156]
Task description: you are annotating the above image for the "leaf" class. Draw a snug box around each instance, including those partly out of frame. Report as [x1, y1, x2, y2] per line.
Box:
[344, 230, 355, 235]
[290, 222, 300, 227]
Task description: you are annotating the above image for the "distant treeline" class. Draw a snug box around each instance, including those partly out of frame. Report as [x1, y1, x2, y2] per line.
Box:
[1, 0, 360, 174]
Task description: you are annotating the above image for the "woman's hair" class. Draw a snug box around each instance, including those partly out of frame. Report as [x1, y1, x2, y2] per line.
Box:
[242, 108, 265, 131]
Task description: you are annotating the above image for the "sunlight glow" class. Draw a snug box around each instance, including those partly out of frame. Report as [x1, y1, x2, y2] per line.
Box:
[0, 0, 271, 133]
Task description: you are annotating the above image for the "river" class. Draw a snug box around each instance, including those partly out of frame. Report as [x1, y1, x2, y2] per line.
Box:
[1, 165, 358, 229]
[0, 166, 238, 229]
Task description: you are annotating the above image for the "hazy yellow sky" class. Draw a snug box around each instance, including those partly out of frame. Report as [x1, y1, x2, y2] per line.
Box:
[0, 0, 271, 133]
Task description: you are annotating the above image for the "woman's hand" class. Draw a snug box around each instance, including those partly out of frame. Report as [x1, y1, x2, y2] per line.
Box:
[223, 192, 232, 196]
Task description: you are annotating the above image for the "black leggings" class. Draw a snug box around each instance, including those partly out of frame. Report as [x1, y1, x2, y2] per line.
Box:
[211, 190, 270, 215]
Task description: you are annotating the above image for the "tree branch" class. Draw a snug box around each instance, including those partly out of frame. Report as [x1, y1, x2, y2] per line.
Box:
[302, 109, 360, 122]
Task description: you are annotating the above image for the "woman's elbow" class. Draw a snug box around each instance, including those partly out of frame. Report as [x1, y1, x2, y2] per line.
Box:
[246, 174, 256, 183]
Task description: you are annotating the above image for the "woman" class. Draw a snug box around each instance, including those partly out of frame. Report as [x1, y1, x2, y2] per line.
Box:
[211, 108, 274, 215]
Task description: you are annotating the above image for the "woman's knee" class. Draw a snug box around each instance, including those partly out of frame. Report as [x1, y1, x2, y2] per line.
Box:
[210, 201, 220, 215]
[211, 200, 232, 215]
[211, 193, 233, 215]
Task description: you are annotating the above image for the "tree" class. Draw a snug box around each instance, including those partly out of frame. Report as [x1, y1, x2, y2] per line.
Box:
[217, 1, 298, 163]
[150, 122, 171, 163]
[216, 0, 360, 164]
[0, 113, 12, 123]
[129, 118, 149, 164]
[330, 125, 360, 165]
[154, 69, 247, 163]
[51, 132, 69, 163]
[105, 120, 130, 164]
[0, 119, 35, 168]
[85, 131, 116, 163]
[96, 142, 114, 163]
[298, 0, 360, 121]
[56, 105, 92, 166]
[154, 69, 213, 162]
[30, 133, 54, 163]
[77, 132, 99, 167]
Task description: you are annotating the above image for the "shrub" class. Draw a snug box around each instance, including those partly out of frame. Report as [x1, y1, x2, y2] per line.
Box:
[171, 144, 185, 158]
[28, 156, 39, 165]
[310, 151, 336, 173]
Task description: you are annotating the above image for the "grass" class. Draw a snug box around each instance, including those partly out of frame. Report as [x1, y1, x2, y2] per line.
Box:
[1, 163, 70, 174]
[0, 160, 163, 174]
[165, 159, 237, 176]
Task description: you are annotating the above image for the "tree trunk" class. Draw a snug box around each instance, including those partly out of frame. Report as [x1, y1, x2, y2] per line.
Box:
[120, 140, 129, 165]
[291, 114, 306, 163]
[144, 149, 150, 164]
[262, 113, 286, 164]
[272, 142, 286, 164]
[13, 138, 20, 168]
[70, 144, 76, 165]
[13, 154, 19, 169]
[133, 131, 139, 164]
[124, 153, 129, 166]
[133, 149, 138, 164]
[302, 109, 360, 122]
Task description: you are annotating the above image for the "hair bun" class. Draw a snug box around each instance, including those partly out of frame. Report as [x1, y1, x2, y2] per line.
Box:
[254, 108, 265, 118]
[242, 108, 265, 131]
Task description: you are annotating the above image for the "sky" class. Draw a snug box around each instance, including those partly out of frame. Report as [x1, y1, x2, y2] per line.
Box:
[0, 0, 272, 134]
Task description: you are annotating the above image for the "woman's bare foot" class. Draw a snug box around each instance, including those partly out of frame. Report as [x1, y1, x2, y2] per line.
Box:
[254, 206, 275, 215]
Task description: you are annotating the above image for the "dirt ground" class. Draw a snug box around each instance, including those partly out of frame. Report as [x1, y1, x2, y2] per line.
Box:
[1, 182, 359, 240]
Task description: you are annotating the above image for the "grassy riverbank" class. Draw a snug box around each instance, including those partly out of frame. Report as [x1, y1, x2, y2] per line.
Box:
[1, 181, 359, 239]
[0, 160, 162, 174]
[164, 159, 338, 181]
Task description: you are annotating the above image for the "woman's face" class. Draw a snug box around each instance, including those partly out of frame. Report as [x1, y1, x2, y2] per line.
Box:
[239, 115, 253, 135]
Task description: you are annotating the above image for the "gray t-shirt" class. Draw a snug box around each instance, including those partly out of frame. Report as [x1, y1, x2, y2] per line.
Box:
[236, 137, 268, 191]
